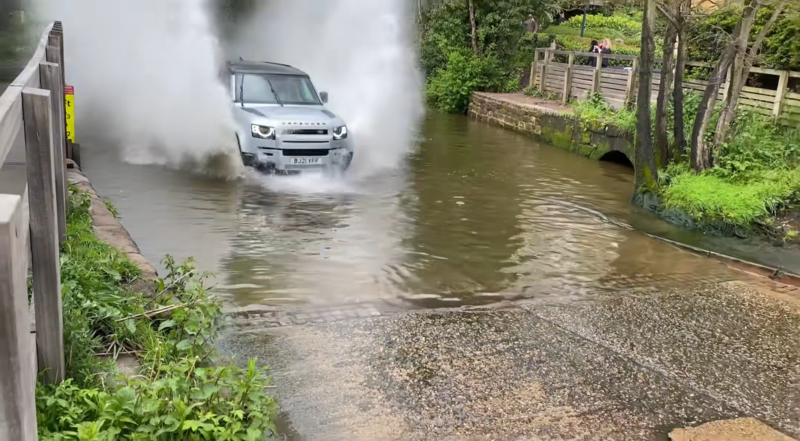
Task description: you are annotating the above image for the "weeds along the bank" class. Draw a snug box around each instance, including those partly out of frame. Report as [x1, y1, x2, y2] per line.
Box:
[36, 187, 276, 440]
[546, 90, 800, 237]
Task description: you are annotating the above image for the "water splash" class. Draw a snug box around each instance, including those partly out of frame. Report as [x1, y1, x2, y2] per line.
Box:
[228, 0, 425, 178]
[247, 170, 361, 196]
[32, 0, 242, 177]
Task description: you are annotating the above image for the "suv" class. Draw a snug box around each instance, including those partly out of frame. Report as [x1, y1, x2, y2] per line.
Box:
[225, 60, 353, 173]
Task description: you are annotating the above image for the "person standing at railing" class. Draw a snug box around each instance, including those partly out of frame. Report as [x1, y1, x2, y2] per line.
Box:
[599, 38, 613, 67]
[589, 40, 599, 67]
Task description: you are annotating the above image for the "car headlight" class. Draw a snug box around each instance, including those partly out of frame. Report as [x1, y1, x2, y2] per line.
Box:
[332, 125, 348, 140]
[251, 124, 276, 140]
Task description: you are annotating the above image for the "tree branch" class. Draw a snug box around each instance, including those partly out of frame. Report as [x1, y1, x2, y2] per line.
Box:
[746, 0, 785, 63]
[656, 2, 679, 29]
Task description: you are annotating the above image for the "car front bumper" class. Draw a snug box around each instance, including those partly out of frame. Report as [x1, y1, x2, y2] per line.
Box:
[240, 137, 352, 171]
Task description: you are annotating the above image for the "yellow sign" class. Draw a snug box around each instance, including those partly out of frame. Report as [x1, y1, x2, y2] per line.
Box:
[65, 85, 75, 142]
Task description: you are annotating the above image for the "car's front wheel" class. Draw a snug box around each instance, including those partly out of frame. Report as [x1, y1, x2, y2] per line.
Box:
[236, 134, 257, 167]
[342, 151, 354, 170]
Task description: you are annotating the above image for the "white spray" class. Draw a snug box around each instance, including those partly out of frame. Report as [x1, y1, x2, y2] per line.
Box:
[229, 0, 425, 177]
[31, 0, 241, 176]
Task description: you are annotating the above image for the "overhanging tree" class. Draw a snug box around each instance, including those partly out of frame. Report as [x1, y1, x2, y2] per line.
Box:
[711, 0, 787, 152]
[690, 0, 765, 172]
[654, 0, 681, 167]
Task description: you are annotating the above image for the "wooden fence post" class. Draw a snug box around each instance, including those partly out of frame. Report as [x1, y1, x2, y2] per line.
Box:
[39, 60, 66, 244]
[0, 192, 37, 441]
[562, 52, 575, 105]
[540, 50, 551, 93]
[773, 70, 789, 120]
[625, 57, 639, 106]
[530, 51, 539, 90]
[22, 87, 64, 385]
[49, 24, 66, 86]
[592, 54, 603, 94]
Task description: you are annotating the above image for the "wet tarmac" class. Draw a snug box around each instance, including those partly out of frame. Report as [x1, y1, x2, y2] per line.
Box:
[221, 282, 800, 440]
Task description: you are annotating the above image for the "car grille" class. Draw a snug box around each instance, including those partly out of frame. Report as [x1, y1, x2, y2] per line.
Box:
[282, 149, 330, 157]
[282, 129, 329, 135]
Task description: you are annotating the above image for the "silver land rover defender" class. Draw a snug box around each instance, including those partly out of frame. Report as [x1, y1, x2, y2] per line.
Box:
[226, 60, 353, 173]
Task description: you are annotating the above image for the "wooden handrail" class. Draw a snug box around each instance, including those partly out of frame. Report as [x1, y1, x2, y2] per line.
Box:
[1, 20, 67, 441]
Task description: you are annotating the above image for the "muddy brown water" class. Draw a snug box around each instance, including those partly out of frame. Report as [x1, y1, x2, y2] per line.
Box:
[80, 110, 800, 310]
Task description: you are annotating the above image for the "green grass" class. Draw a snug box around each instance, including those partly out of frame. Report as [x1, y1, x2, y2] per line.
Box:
[36, 187, 276, 440]
[661, 166, 800, 230]
[571, 93, 637, 134]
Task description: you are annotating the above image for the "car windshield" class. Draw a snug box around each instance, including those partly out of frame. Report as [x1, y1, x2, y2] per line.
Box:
[239, 74, 321, 105]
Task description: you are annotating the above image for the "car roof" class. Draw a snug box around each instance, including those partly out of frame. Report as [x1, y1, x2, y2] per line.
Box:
[227, 60, 308, 76]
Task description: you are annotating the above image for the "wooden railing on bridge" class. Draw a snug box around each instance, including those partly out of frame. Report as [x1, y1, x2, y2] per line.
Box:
[530, 48, 800, 126]
[0, 21, 69, 441]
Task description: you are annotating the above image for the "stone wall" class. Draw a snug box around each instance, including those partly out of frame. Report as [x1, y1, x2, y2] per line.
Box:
[468, 92, 634, 163]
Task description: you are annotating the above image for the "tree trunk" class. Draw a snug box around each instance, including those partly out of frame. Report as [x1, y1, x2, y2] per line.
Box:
[468, 0, 479, 57]
[690, 0, 761, 172]
[634, 0, 659, 198]
[673, 18, 688, 155]
[712, 1, 785, 151]
[655, 22, 678, 168]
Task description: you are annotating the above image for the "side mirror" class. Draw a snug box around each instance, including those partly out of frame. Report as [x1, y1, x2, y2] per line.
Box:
[319, 91, 329, 104]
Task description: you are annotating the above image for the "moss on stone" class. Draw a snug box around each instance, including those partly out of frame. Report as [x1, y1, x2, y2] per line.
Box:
[469, 93, 638, 164]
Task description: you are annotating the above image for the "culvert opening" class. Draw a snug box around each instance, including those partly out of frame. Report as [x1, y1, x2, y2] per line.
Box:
[599, 151, 634, 168]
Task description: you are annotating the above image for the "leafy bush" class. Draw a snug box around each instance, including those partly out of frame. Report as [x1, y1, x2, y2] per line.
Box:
[427, 50, 513, 114]
[572, 92, 637, 134]
[36, 188, 276, 440]
[714, 109, 800, 176]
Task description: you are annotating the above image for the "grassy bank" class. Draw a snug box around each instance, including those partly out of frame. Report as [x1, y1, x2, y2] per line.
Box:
[567, 93, 800, 243]
[36, 187, 276, 440]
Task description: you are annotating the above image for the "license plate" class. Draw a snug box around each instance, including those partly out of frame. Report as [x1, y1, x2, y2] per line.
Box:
[290, 157, 322, 165]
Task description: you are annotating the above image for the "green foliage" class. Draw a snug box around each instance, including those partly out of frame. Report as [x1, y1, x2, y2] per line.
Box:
[714, 109, 800, 177]
[572, 92, 637, 134]
[688, 4, 800, 71]
[544, 25, 641, 47]
[37, 359, 274, 441]
[427, 50, 515, 114]
[564, 13, 642, 38]
[759, 4, 800, 72]
[420, 0, 559, 113]
[103, 200, 120, 218]
[661, 165, 800, 229]
[523, 86, 558, 101]
[658, 101, 800, 232]
[37, 187, 276, 440]
[59, 190, 142, 385]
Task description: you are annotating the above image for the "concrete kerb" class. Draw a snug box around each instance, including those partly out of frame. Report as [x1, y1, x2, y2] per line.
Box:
[645, 232, 800, 289]
[66, 163, 159, 290]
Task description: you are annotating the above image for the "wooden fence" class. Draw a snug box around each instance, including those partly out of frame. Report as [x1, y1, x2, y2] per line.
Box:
[0, 21, 70, 441]
[530, 48, 800, 126]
